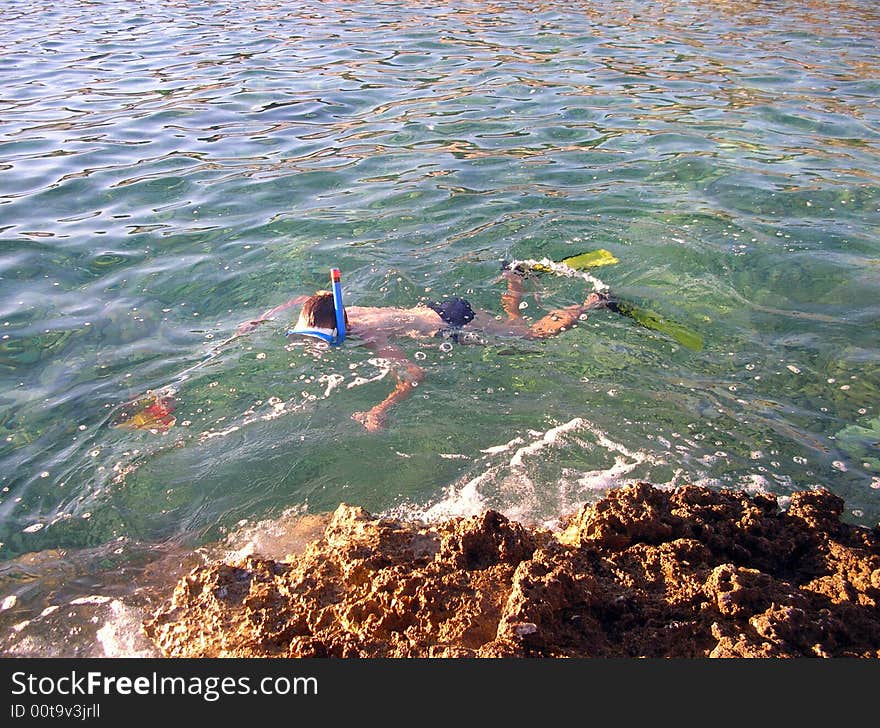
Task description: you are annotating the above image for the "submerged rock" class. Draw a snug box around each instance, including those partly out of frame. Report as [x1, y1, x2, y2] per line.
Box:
[143, 484, 880, 658]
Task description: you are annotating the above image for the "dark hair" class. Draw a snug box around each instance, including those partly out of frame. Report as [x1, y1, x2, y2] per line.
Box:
[300, 291, 348, 330]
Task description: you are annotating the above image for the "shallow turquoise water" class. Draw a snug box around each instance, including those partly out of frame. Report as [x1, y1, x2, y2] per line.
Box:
[1, 0, 879, 651]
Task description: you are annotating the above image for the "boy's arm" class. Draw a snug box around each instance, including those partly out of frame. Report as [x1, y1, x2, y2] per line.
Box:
[235, 295, 310, 336]
[352, 339, 424, 432]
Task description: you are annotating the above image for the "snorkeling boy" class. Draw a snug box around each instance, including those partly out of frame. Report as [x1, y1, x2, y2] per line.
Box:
[238, 270, 610, 432]
[114, 256, 699, 434]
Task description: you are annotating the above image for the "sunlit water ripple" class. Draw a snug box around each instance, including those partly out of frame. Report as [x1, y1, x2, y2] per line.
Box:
[1, 0, 879, 654]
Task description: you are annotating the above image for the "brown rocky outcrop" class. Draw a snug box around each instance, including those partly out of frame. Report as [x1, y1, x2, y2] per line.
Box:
[143, 484, 880, 657]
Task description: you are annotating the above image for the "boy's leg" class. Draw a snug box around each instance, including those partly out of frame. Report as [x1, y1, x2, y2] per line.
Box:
[501, 270, 528, 321]
[526, 291, 609, 339]
[496, 266, 609, 338]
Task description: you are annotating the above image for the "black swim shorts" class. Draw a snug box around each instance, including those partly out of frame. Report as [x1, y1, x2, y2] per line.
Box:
[427, 297, 475, 329]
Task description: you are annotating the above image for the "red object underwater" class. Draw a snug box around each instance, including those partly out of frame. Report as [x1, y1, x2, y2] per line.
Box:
[112, 393, 177, 432]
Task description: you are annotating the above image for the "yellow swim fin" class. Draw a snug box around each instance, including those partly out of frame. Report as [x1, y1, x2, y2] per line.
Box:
[559, 249, 619, 270]
[610, 299, 704, 352]
[528, 249, 619, 273]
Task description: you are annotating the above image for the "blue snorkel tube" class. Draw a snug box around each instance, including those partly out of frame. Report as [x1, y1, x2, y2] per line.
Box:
[286, 268, 347, 345]
[330, 267, 346, 344]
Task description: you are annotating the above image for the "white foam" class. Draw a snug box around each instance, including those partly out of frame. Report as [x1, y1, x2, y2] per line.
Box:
[419, 468, 494, 522]
[590, 423, 656, 463]
[738, 473, 772, 495]
[219, 504, 325, 563]
[507, 258, 609, 293]
[573, 455, 645, 490]
[200, 425, 241, 441]
[346, 360, 392, 388]
[318, 373, 345, 398]
[683, 474, 725, 490]
[347, 372, 390, 388]
[509, 418, 586, 469]
[69, 595, 112, 606]
[480, 436, 524, 455]
[396, 418, 663, 527]
[95, 599, 159, 657]
[657, 468, 691, 489]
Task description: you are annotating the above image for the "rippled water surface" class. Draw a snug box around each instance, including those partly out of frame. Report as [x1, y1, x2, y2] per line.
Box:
[1, 0, 879, 654]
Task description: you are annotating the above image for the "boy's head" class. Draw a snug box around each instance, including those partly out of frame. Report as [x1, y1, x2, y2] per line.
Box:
[296, 291, 348, 331]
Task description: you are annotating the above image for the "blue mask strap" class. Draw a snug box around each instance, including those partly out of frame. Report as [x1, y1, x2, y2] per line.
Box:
[285, 328, 337, 344]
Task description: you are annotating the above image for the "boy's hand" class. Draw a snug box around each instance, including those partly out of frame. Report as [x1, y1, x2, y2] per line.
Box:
[235, 318, 266, 336]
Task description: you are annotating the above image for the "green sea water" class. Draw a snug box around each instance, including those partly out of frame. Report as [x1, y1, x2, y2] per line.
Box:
[1, 0, 879, 654]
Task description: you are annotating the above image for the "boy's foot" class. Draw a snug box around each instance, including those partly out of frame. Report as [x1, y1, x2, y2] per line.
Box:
[583, 291, 610, 308]
[501, 260, 532, 279]
[352, 409, 385, 432]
